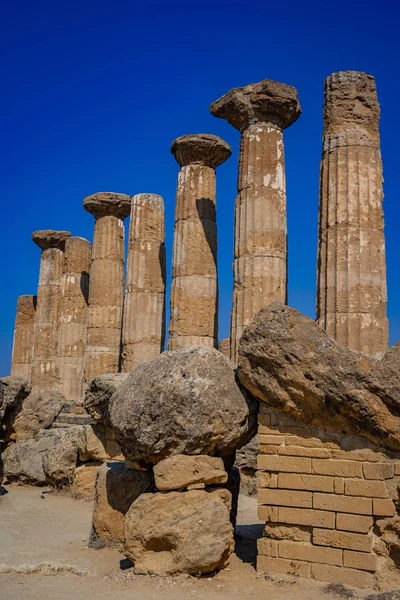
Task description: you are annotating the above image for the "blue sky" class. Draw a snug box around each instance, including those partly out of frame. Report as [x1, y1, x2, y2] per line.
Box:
[2, 0, 399, 375]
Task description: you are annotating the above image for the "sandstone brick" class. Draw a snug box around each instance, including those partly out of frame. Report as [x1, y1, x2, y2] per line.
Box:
[257, 555, 311, 578]
[310, 563, 373, 589]
[278, 447, 332, 459]
[258, 472, 278, 488]
[363, 463, 395, 480]
[259, 405, 271, 417]
[259, 424, 274, 435]
[278, 473, 334, 493]
[331, 449, 388, 463]
[372, 498, 396, 516]
[278, 507, 335, 529]
[334, 478, 344, 494]
[258, 505, 279, 521]
[313, 528, 372, 552]
[343, 550, 378, 571]
[259, 445, 279, 455]
[258, 489, 312, 508]
[336, 514, 374, 534]
[264, 523, 311, 542]
[312, 459, 363, 478]
[313, 493, 372, 515]
[257, 538, 278, 557]
[258, 414, 274, 428]
[278, 540, 342, 566]
[395, 463, 400, 476]
[344, 479, 389, 498]
[259, 434, 285, 445]
[257, 455, 311, 473]
[285, 436, 338, 450]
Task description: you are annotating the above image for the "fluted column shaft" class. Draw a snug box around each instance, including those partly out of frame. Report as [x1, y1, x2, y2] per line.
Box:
[169, 163, 218, 349]
[317, 71, 388, 358]
[11, 295, 37, 382]
[58, 237, 91, 402]
[122, 194, 166, 371]
[232, 122, 288, 359]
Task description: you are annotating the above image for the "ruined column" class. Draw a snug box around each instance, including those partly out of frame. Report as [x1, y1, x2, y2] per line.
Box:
[121, 194, 166, 371]
[84, 192, 131, 381]
[168, 134, 231, 350]
[11, 295, 37, 382]
[316, 71, 388, 359]
[210, 79, 301, 360]
[58, 237, 91, 402]
[31, 230, 71, 390]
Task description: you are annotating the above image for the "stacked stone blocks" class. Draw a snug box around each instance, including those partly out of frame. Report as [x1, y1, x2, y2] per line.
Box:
[257, 404, 399, 588]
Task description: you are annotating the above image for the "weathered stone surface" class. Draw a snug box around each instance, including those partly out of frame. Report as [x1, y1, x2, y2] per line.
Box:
[169, 135, 230, 350]
[72, 462, 101, 500]
[83, 373, 128, 427]
[317, 71, 388, 359]
[84, 192, 131, 381]
[154, 454, 227, 491]
[110, 347, 258, 463]
[0, 376, 31, 428]
[2, 430, 60, 485]
[235, 435, 258, 495]
[121, 194, 166, 371]
[238, 303, 400, 452]
[32, 230, 71, 250]
[92, 462, 154, 543]
[58, 237, 91, 403]
[218, 338, 230, 357]
[211, 79, 300, 360]
[124, 489, 234, 575]
[10, 295, 36, 382]
[42, 426, 86, 487]
[11, 390, 66, 442]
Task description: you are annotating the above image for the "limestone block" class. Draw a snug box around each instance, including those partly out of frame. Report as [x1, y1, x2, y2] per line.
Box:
[313, 528, 373, 552]
[153, 454, 227, 491]
[72, 462, 101, 500]
[11, 295, 36, 382]
[336, 514, 374, 534]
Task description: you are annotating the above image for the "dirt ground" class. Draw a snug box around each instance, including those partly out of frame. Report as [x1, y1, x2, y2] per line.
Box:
[0, 483, 374, 600]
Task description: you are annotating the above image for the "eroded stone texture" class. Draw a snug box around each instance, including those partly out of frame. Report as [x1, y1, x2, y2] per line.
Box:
[122, 194, 166, 371]
[153, 455, 228, 491]
[218, 338, 230, 357]
[168, 134, 231, 350]
[317, 71, 388, 358]
[210, 79, 300, 360]
[83, 193, 131, 380]
[58, 237, 91, 402]
[83, 373, 128, 427]
[11, 296, 37, 382]
[31, 230, 71, 390]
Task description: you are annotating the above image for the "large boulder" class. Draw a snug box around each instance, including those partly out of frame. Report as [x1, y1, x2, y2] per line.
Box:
[238, 302, 400, 452]
[0, 376, 31, 441]
[2, 430, 59, 485]
[92, 462, 154, 544]
[153, 454, 227, 491]
[42, 426, 86, 487]
[11, 389, 66, 442]
[110, 347, 258, 464]
[124, 489, 234, 575]
[84, 374, 128, 427]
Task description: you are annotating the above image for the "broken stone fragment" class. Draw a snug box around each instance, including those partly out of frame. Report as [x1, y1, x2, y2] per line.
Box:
[31, 230, 71, 251]
[83, 374, 128, 427]
[153, 454, 228, 491]
[72, 462, 102, 500]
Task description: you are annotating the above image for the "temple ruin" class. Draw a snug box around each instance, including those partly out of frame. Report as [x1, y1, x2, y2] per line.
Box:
[4, 71, 399, 591]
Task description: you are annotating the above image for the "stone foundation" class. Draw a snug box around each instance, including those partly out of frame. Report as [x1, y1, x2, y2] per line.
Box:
[257, 405, 400, 589]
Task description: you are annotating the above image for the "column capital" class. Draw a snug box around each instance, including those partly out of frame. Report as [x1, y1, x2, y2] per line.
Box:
[32, 230, 71, 251]
[171, 134, 231, 168]
[210, 78, 301, 132]
[324, 71, 380, 138]
[83, 192, 132, 219]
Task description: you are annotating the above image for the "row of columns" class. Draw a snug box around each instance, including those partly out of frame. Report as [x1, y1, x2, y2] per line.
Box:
[10, 70, 389, 400]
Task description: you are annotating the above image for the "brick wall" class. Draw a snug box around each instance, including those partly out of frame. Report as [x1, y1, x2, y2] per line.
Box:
[257, 405, 400, 589]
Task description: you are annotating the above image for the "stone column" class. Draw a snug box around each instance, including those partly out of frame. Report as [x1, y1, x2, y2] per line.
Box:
[11, 295, 37, 382]
[58, 237, 91, 402]
[84, 192, 131, 381]
[316, 71, 388, 359]
[121, 194, 166, 371]
[210, 79, 301, 360]
[31, 230, 71, 390]
[168, 134, 231, 350]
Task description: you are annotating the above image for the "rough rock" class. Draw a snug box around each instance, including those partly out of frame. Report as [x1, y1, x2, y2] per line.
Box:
[92, 462, 154, 543]
[238, 302, 400, 452]
[83, 374, 128, 427]
[153, 454, 227, 491]
[42, 426, 86, 487]
[78, 424, 124, 463]
[124, 489, 234, 575]
[110, 347, 258, 464]
[72, 462, 101, 500]
[0, 376, 31, 441]
[11, 390, 66, 442]
[235, 435, 258, 496]
[2, 430, 59, 485]
[31, 230, 71, 250]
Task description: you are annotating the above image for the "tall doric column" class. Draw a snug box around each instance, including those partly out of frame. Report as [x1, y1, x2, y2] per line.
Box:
[84, 192, 131, 381]
[31, 230, 71, 390]
[58, 237, 91, 402]
[11, 295, 37, 382]
[121, 194, 166, 371]
[316, 72, 388, 359]
[168, 134, 231, 350]
[210, 79, 301, 360]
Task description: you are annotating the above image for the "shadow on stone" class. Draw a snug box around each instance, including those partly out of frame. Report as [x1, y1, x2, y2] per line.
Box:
[234, 523, 263, 567]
